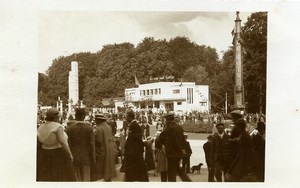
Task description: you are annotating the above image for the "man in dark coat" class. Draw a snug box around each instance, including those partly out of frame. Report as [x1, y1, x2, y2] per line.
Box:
[203, 135, 214, 182]
[124, 110, 149, 182]
[211, 122, 229, 182]
[65, 108, 95, 181]
[225, 118, 259, 182]
[164, 112, 191, 182]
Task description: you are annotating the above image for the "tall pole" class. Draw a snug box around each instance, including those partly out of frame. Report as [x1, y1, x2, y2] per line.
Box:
[233, 11, 245, 110]
[225, 92, 228, 114]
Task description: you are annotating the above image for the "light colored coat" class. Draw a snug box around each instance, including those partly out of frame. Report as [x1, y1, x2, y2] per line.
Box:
[94, 122, 116, 180]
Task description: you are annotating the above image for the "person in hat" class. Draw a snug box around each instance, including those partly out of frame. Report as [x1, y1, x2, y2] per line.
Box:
[37, 108, 76, 181]
[225, 118, 259, 182]
[91, 114, 116, 181]
[123, 110, 149, 181]
[163, 112, 191, 182]
[211, 122, 230, 182]
[230, 110, 244, 123]
[203, 135, 214, 182]
[65, 108, 95, 181]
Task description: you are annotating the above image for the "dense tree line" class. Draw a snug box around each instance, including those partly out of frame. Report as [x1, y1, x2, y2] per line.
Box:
[38, 12, 267, 113]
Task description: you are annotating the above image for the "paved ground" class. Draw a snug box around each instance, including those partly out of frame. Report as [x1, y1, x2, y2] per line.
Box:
[109, 163, 209, 182]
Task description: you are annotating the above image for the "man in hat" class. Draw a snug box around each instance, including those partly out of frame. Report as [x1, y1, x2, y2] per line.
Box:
[211, 122, 229, 182]
[225, 118, 259, 182]
[163, 112, 191, 182]
[91, 114, 116, 181]
[203, 135, 214, 182]
[65, 108, 95, 181]
[123, 110, 149, 181]
[230, 110, 243, 123]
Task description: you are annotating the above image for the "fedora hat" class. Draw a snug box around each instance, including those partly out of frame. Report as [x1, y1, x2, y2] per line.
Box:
[163, 111, 175, 120]
[95, 114, 106, 120]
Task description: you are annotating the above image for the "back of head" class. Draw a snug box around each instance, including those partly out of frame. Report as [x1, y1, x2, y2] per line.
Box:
[234, 118, 246, 130]
[75, 108, 86, 121]
[45, 108, 60, 121]
[126, 110, 135, 121]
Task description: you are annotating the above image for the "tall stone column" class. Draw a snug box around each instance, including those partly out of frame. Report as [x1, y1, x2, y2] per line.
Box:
[68, 61, 79, 113]
[233, 12, 245, 110]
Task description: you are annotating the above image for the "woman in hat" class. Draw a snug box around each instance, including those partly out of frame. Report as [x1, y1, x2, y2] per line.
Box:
[37, 108, 75, 181]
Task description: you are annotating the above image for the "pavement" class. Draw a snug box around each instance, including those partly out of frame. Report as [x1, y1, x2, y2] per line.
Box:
[105, 162, 209, 182]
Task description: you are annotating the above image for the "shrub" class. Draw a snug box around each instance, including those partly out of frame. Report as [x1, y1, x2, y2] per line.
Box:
[181, 120, 213, 133]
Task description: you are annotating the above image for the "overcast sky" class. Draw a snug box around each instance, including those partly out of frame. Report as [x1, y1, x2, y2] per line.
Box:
[38, 11, 252, 73]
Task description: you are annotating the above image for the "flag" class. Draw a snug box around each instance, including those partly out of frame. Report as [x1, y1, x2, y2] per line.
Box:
[135, 75, 140, 86]
[179, 78, 182, 86]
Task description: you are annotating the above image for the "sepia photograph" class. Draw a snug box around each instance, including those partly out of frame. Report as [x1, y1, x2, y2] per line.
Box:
[1, 1, 300, 188]
[37, 11, 266, 182]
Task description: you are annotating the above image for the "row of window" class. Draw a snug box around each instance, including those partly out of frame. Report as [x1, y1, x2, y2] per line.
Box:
[140, 88, 161, 96]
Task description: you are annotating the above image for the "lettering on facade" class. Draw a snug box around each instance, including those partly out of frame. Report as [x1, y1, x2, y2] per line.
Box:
[150, 75, 175, 81]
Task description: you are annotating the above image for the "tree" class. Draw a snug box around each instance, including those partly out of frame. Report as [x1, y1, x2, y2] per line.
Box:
[182, 65, 209, 84]
[242, 12, 267, 113]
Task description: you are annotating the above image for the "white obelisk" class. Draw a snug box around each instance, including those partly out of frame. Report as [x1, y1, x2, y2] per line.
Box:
[68, 61, 79, 114]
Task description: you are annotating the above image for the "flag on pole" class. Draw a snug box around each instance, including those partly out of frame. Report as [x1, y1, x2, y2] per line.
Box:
[135, 75, 140, 86]
[179, 78, 183, 86]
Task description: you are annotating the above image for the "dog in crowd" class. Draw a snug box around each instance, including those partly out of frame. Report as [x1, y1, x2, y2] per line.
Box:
[191, 163, 203, 174]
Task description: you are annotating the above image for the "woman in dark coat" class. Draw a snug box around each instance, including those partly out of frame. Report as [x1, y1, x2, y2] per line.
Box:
[124, 111, 149, 181]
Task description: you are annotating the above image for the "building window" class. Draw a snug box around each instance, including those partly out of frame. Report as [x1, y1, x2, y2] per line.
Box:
[140, 90, 143, 96]
[150, 89, 153, 95]
[143, 90, 145, 96]
[173, 89, 180, 94]
[200, 102, 207, 106]
[187, 88, 193, 104]
[154, 89, 158, 95]
[146, 90, 149, 95]
[158, 88, 161, 95]
[177, 102, 182, 105]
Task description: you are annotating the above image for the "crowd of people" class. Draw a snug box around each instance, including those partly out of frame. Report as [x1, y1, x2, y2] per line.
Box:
[37, 107, 265, 182]
[203, 110, 266, 182]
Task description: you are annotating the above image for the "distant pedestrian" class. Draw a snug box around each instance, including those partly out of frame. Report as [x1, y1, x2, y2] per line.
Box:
[203, 135, 214, 182]
[124, 111, 149, 182]
[182, 134, 192, 173]
[65, 108, 95, 181]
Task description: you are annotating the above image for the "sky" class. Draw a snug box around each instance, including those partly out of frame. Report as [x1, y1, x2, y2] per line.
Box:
[38, 11, 252, 73]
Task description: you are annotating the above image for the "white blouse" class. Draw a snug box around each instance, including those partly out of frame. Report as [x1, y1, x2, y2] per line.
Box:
[37, 121, 68, 149]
